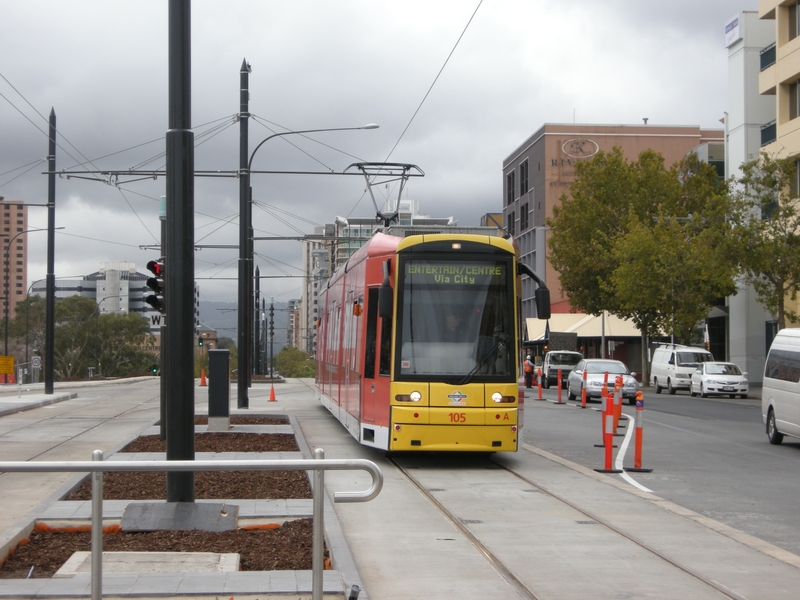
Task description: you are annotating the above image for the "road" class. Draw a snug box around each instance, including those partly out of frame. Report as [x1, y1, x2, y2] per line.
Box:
[523, 384, 800, 556]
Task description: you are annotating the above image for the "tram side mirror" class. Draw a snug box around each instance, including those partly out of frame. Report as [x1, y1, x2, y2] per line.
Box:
[378, 284, 393, 319]
[535, 287, 551, 320]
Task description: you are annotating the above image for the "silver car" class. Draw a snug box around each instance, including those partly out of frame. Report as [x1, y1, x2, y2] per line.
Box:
[567, 359, 640, 405]
[690, 362, 748, 399]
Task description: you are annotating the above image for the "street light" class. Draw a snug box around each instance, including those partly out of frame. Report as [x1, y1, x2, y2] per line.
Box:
[3, 226, 64, 382]
[237, 123, 379, 407]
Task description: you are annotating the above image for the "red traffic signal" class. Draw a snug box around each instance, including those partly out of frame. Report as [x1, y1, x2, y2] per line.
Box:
[145, 259, 165, 313]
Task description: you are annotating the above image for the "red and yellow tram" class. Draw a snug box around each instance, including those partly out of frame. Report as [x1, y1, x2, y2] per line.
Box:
[315, 232, 549, 452]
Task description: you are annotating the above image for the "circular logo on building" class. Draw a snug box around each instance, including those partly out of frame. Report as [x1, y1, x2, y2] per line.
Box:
[562, 138, 599, 159]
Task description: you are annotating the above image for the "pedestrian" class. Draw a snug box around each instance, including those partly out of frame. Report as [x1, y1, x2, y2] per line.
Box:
[523, 355, 534, 388]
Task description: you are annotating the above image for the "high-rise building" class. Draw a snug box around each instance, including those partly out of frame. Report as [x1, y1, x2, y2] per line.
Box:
[726, 10, 775, 384]
[0, 199, 28, 321]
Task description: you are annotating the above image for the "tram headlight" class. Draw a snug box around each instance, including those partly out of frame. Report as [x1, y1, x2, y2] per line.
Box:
[395, 391, 422, 402]
[492, 392, 516, 403]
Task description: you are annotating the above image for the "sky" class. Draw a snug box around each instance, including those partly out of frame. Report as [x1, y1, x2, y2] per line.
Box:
[0, 0, 757, 307]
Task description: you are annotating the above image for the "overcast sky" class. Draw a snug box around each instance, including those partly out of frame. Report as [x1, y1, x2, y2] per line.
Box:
[0, 0, 756, 305]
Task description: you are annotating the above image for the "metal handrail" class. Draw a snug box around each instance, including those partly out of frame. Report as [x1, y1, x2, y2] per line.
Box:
[0, 450, 382, 600]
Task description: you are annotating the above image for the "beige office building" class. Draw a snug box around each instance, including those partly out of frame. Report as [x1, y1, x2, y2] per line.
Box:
[0, 199, 28, 321]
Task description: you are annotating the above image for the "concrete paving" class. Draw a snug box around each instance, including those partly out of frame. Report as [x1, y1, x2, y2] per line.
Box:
[0, 378, 798, 599]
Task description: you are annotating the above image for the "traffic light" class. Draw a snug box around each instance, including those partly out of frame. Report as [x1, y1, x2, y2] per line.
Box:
[150, 363, 158, 375]
[198, 337, 203, 347]
[145, 259, 165, 313]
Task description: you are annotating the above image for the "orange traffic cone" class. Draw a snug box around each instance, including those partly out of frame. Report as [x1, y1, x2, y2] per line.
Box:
[269, 385, 276, 402]
[200, 369, 207, 386]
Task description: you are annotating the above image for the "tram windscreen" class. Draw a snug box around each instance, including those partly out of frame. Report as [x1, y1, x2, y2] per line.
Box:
[396, 258, 514, 380]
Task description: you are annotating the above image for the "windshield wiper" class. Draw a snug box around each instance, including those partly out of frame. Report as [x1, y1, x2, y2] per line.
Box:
[456, 337, 506, 386]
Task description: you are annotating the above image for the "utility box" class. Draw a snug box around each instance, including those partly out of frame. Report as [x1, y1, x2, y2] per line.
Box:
[208, 349, 230, 431]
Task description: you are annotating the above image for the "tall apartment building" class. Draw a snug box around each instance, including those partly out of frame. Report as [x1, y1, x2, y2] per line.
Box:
[502, 124, 724, 320]
[726, 10, 776, 384]
[0, 199, 28, 321]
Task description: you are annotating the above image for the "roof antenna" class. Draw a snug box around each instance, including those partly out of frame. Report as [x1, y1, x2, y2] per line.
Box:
[643, 118, 649, 125]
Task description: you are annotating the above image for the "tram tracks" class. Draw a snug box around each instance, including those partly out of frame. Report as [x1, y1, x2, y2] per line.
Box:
[389, 452, 750, 600]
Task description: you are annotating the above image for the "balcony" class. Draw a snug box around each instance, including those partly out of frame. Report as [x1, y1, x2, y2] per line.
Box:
[760, 43, 776, 71]
[761, 120, 777, 147]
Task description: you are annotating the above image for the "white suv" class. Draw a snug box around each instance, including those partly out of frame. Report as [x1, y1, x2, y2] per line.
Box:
[541, 351, 583, 389]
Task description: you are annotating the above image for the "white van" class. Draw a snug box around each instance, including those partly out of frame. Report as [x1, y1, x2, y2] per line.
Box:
[650, 343, 713, 394]
[762, 328, 800, 445]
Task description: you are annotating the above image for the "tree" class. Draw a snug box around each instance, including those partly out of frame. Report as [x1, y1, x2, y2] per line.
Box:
[8, 296, 157, 380]
[731, 153, 800, 330]
[547, 148, 738, 378]
[275, 346, 315, 377]
[94, 312, 155, 377]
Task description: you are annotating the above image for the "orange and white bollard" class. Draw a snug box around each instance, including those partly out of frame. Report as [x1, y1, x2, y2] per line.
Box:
[536, 368, 544, 401]
[601, 371, 609, 399]
[555, 368, 564, 404]
[624, 391, 653, 473]
[613, 375, 624, 435]
[595, 392, 622, 473]
[580, 367, 587, 408]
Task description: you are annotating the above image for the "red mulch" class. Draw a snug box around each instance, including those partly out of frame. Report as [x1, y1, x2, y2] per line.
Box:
[0, 416, 322, 579]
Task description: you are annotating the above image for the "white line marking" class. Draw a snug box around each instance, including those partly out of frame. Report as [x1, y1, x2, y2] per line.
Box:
[616, 413, 653, 493]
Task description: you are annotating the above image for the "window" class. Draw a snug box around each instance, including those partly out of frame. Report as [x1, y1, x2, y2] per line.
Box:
[519, 160, 529, 195]
[792, 81, 800, 121]
[507, 211, 516, 236]
[506, 171, 515, 205]
[791, 1, 800, 41]
[520, 203, 529, 231]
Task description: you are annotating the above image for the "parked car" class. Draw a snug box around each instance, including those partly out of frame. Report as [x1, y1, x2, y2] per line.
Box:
[690, 362, 748, 399]
[650, 343, 713, 394]
[541, 350, 583, 389]
[567, 359, 640, 405]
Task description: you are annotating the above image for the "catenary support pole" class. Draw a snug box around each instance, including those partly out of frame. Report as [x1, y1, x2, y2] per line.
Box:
[165, 0, 195, 502]
[44, 109, 56, 394]
[237, 58, 251, 408]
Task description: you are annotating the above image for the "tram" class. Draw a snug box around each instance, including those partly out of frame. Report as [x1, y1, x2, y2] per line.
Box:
[315, 231, 550, 452]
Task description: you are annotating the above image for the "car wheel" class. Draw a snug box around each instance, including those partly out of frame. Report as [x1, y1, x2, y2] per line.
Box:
[690, 385, 697, 397]
[700, 384, 708, 398]
[767, 409, 784, 445]
[628, 397, 636, 406]
[729, 394, 736, 399]
[667, 378, 677, 395]
[568, 385, 576, 401]
[654, 378, 662, 394]
[739, 394, 748, 399]
[542, 377, 549, 390]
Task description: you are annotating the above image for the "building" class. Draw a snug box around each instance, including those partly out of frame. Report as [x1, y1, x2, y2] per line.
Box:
[503, 123, 725, 318]
[31, 262, 150, 314]
[286, 298, 301, 349]
[726, 10, 776, 384]
[0, 199, 28, 321]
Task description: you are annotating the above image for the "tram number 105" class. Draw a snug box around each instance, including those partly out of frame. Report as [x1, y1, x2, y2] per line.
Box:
[449, 412, 467, 423]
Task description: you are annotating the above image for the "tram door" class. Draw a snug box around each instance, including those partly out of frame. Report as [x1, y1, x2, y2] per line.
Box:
[362, 288, 380, 423]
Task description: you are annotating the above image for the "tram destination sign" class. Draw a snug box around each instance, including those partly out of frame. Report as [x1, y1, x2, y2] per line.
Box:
[405, 261, 506, 286]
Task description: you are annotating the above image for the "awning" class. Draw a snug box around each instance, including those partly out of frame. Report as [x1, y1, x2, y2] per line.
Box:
[526, 312, 641, 341]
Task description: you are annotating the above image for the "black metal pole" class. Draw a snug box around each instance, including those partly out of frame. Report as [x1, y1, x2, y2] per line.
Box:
[269, 299, 274, 377]
[44, 108, 56, 394]
[253, 265, 260, 375]
[165, 0, 195, 503]
[237, 58, 250, 408]
[159, 196, 167, 442]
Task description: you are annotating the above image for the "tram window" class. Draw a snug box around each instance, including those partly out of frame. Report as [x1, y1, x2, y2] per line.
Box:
[364, 289, 378, 379]
[379, 315, 392, 376]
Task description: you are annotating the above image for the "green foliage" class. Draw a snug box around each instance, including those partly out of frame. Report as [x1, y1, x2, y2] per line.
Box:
[275, 346, 315, 377]
[8, 296, 157, 380]
[547, 148, 738, 345]
[730, 153, 800, 329]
